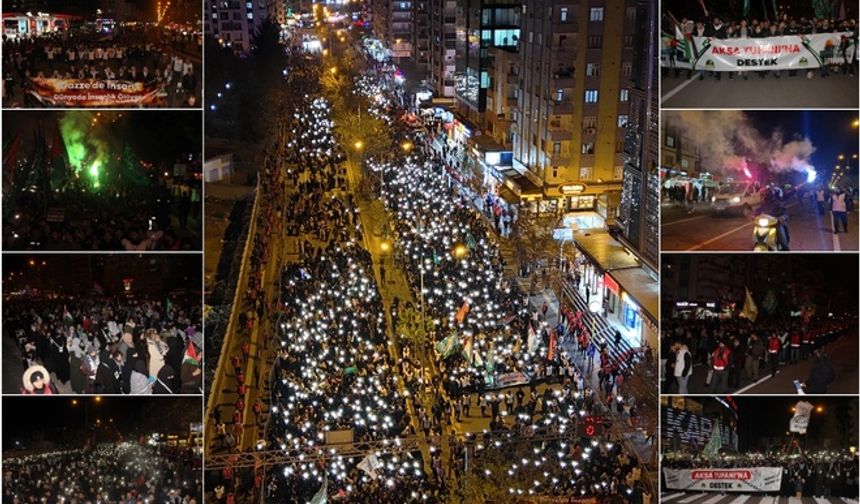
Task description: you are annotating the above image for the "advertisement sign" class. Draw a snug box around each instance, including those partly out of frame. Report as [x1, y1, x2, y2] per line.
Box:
[663, 467, 783, 492]
[661, 32, 855, 71]
[28, 78, 163, 107]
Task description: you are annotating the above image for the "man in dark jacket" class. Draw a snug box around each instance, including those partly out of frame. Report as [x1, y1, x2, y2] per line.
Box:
[805, 349, 835, 393]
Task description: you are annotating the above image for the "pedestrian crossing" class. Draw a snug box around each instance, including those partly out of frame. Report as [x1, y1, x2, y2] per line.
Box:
[661, 493, 859, 504]
[560, 281, 634, 369]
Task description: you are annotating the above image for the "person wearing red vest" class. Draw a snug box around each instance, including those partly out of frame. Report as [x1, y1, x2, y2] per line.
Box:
[789, 332, 801, 363]
[767, 333, 781, 377]
[711, 341, 732, 393]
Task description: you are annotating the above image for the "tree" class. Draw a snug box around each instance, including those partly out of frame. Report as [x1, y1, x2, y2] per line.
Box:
[251, 16, 282, 61]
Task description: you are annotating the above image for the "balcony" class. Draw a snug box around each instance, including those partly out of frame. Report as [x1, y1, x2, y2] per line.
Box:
[548, 154, 572, 165]
[548, 100, 574, 115]
[544, 127, 573, 141]
[554, 21, 578, 33]
[551, 73, 574, 88]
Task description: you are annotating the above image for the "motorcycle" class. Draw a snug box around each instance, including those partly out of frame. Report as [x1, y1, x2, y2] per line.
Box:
[752, 214, 789, 251]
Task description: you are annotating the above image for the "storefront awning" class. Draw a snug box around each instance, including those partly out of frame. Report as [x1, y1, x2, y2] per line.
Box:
[607, 267, 658, 322]
[498, 167, 542, 196]
[572, 229, 640, 271]
[497, 185, 520, 205]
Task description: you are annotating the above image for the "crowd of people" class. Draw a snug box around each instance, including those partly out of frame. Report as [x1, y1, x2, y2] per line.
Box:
[3, 171, 201, 251]
[4, 294, 202, 395]
[3, 24, 200, 107]
[3, 443, 202, 502]
[661, 314, 855, 394]
[665, 14, 859, 78]
[663, 451, 859, 497]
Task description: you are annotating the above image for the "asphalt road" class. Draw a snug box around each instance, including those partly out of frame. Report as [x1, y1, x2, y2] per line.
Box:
[661, 72, 859, 108]
[661, 200, 859, 251]
[661, 492, 858, 504]
[668, 334, 858, 395]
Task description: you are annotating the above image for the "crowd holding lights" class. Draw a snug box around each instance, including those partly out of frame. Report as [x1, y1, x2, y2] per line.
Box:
[258, 94, 439, 502]
[3, 443, 202, 502]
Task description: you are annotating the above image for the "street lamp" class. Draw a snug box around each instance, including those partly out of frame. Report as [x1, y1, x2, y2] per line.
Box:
[401, 140, 414, 153]
[354, 140, 364, 151]
[452, 243, 468, 259]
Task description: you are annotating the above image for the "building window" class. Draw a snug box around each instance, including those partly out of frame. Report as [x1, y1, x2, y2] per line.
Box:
[553, 142, 562, 154]
[584, 90, 599, 103]
[560, 7, 568, 21]
[529, 31, 533, 43]
[617, 115, 629, 128]
[247, 12, 253, 19]
[582, 116, 597, 129]
[681, 159, 689, 169]
[590, 7, 604, 21]
[588, 35, 602, 48]
[624, 35, 634, 47]
[621, 62, 632, 77]
[665, 135, 675, 147]
[586, 63, 600, 77]
[616, 140, 625, 153]
[555, 89, 564, 101]
[619, 88, 629, 102]
[580, 167, 593, 179]
[581, 142, 595, 154]
[552, 167, 559, 178]
[613, 165, 624, 180]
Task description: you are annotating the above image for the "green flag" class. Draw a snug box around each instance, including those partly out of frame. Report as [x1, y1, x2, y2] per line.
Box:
[435, 332, 459, 359]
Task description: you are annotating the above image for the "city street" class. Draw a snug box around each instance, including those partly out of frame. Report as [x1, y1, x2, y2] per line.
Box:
[661, 73, 859, 108]
[662, 492, 858, 504]
[661, 201, 859, 251]
[673, 333, 859, 395]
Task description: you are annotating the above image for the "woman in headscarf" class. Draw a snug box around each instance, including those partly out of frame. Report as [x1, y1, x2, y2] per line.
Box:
[153, 365, 177, 394]
[21, 365, 58, 395]
[129, 359, 153, 395]
[68, 334, 88, 394]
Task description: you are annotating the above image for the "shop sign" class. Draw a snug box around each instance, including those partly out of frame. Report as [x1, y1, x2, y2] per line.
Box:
[603, 273, 619, 295]
[675, 301, 698, 308]
[558, 183, 587, 195]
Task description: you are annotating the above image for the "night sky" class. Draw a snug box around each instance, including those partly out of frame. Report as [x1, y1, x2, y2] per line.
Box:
[664, 0, 857, 22]
[748, 111, 859, 186]
[3, 0, 200, 21]
[3, 397, 200, 449]
[713, 396, 856, 451]
[3, 111, 202, 166]
[3, 254, 202, 294]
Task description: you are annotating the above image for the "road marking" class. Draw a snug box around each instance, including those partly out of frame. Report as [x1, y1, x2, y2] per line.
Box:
[788, 498, 803, 504]
[662, 213, 711, 227]
[661, 492, 685, 502]
[686, 220, 752, 251]
[702, 495, 728, 504]
[680, 494, 708, 503]
[733, 371, 778, 394]
[663, 74, 700, 103]
[832, 231, 842, 252]
[727, 496, 751, 504]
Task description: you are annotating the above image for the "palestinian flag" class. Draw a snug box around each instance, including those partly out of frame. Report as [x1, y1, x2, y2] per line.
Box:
[63, 305, 74, 326]
[183, 340, 200, 367]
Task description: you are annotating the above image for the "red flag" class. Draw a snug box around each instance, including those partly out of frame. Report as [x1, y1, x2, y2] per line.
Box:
[547, 330, 557, 361]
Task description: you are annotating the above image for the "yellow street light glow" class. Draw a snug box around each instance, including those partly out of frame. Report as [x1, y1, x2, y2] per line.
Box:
[380, 241, 391, 252]
[452, 244, 468, 259]
[330, 66, 338, 74]
[354, 140, 364, 150]
[401, 141, 413, 152]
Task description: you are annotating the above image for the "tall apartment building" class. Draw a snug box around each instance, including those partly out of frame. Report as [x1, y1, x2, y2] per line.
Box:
[372, 0, 414, 60]
[428, 0, 457, 97]
[413, 0, 431, 77]
[484, 46, 518, 148]
[204, 0, 271, 53]
[512, 0, 636, 215]
[661, 121, 702, 176]
[617, 0, 658, 268]
[453, 0, 521, 123]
